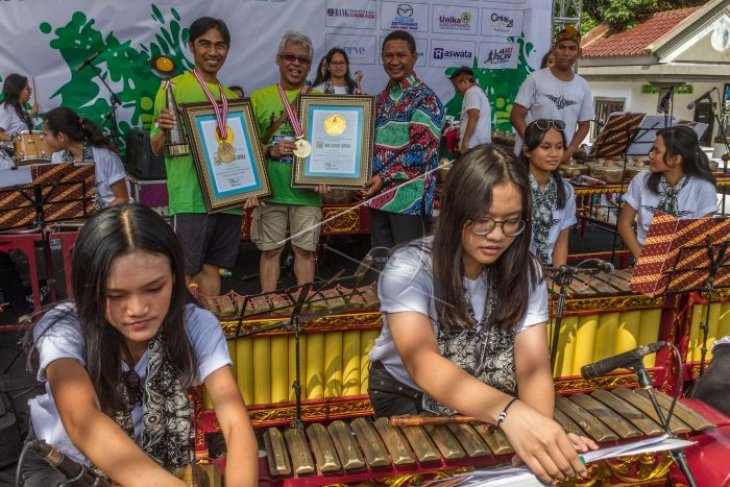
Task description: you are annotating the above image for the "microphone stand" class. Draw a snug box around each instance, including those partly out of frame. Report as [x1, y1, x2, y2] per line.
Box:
[85, 63, 122, 150]
[626, 361, 698, 487]
[549, 266, 574, 371]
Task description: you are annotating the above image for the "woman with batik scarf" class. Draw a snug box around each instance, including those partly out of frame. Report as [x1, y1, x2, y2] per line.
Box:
[520, 119, 576, 266]
[619, 125, 717, 260]
[44, 107, 130, 209]
[367, 145, 596, 485]
[23, 204, 258, 487]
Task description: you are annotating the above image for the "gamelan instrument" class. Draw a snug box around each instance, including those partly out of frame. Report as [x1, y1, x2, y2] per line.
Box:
[258, 388, 719, 485]
[13, 130, 52, 165]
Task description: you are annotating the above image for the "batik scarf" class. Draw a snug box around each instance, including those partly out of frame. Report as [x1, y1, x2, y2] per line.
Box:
[422, 270, 517, 414]
[657, 175, 688, 216]
[115, 335, 194, 471]
[530, 173, 558, 264]
[61, 142, 105, 210]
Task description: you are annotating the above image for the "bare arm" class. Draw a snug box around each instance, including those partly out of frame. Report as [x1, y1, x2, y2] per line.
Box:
[47, 358, 185, 487]
[514, 324, 554, 417]
[204, 366, 258, 486]
[551, 229, 570, 267]
[618, 203, 642, 259]
[509, 103, 529, 140]
[108, 180, 130, 207]
[388, 311, 588, 484]
[564, 121, 590, 163]
[459, 108, 480, 153]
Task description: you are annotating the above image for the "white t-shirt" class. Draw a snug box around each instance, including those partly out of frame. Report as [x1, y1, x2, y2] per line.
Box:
[513, 68, 594, 155]
[459, 85, 492, 149]
[368, 237, 549, 390]
[52, 146, 131, 207]
[0, 103, 29, 169]
[529, 179, 577, 265]
[313, 83, 348, 95]
[624, 170, 718, 244]
[29, 303, 231, 466]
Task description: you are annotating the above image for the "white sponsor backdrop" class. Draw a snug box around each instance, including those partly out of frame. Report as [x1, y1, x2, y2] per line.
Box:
[0, 0, 551, 133]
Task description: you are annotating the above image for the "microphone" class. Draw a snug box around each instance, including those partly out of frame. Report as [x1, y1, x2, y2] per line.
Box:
[686, 88, 717, 111]
[28, 439, 112, 487]
[581, 341, 666, 380]
[75, 49, 104, 72]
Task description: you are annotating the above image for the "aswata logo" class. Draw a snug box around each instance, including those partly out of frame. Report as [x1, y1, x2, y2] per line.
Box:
[433, 47, 472, 60]
[490, 12, 514, 29]
[327, 8, 376, 19]
[484, 47, 513, 65]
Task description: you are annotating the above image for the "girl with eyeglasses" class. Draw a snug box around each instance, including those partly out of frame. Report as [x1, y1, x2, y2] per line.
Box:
[367, 144, 596, 485]
[618, 125, 717, 260]
[312, 47, 363, 95]
[22, 204, 258, 486]
[520, 119, 576, 266]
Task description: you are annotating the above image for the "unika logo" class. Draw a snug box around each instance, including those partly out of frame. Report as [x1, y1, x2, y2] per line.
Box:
[491, 12, 514, 29]
[397, 3, 414, 17]
[438, 12, 472, 29]
[484, 47, 513, 64]
[433, 47, 472, 60]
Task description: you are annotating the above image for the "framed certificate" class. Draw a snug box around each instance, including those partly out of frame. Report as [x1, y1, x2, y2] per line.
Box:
[179, 99, 270, 212]
[293, 94, 375, 189]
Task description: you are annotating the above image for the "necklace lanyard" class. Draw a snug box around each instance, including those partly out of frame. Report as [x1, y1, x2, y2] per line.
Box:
[276, 84, 307, 138]
[191, 70, 229, 139]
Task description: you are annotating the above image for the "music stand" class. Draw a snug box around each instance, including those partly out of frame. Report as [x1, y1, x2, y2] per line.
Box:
[630, 213, 730, 376]
[0, 163, 95, 303]
[588, 112, 644, 160]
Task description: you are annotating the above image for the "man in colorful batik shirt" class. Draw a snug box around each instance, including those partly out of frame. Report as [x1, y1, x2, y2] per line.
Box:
[363, 30, 444, 248]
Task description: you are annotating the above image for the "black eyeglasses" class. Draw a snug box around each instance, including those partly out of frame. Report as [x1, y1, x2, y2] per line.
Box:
[279, 53, 311, 65]
[468, 216, 527, 237]
[531, 119, 565, 131]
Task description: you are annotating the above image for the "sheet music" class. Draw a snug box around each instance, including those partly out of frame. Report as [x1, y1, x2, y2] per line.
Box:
[424, 435, 695, 486]
[0, 167, 32, 188]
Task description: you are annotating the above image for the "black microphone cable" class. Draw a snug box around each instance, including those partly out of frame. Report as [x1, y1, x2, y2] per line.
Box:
[15, 440, 33, 487]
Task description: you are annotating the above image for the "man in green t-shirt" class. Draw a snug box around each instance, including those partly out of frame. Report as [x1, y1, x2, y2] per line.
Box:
[151, 17, 256, 296]
[250, 31, 329, 292]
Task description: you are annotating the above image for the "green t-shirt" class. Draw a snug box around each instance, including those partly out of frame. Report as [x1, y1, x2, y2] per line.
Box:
[249, 85, 321, 207]
[151, 71, 241, 215]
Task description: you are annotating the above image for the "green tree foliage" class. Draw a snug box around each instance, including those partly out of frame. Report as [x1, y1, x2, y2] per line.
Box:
[581, 0, 707, 30]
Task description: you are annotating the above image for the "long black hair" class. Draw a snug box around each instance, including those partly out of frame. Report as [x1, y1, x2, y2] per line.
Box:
[433, 144, 541, 332]
[647, 125, 716, 194]
[519, 120, 567, 210]
[313, 48, 359, 94]
[26, 204, 196, 414]
[44, 107, 117, 153]
[1, 74, 32, 130]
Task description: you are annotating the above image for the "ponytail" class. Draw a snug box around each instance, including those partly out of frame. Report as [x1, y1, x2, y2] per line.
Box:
[44, 107, 117, 154]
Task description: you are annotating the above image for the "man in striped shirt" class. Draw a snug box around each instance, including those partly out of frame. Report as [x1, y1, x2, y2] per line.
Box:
[363, 30, 444, 248]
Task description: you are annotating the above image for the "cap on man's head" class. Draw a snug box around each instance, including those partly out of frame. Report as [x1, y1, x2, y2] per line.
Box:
[449, 66, 474, 80]
[555, 25, 581, 46]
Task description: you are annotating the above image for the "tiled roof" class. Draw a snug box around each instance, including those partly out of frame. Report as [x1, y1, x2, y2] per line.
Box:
[582, 7, 702, 58]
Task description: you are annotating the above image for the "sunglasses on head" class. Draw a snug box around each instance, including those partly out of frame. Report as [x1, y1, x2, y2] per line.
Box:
[279, 53, 311, 65]
[531, 119, 565, 131]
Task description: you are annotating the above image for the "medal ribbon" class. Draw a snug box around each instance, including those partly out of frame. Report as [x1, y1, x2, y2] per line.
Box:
[191, 69, 229, 139]
[276, 84, 308, 138]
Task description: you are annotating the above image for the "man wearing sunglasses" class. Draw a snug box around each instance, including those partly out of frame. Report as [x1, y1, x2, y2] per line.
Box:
[250, 31, 329, 293]
[363, 30, 444, 249]
[510, 26, 593, 163]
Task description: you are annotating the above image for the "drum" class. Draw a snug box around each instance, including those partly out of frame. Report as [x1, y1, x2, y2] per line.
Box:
[13, 130, 52, 165]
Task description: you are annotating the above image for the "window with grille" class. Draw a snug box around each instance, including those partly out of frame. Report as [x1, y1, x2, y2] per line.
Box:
[593, 98, 626, 139]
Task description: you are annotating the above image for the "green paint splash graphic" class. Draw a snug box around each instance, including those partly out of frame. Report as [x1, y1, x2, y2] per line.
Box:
[39, 5, 192, 154]
[444, 33, 535, 132]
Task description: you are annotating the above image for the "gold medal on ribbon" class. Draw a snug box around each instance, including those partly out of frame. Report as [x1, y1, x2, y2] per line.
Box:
[293, 137, 312, 158]
[216, 125, 235, 164]
[323, 113, 346, 136]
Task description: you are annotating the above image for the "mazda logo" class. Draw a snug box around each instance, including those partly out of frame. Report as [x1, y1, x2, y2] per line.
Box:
[397, 3, 413, 17]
